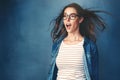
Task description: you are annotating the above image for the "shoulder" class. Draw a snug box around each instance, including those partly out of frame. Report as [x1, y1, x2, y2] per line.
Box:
[52, 37, 64, 50]
[84, 37, 96, 45]
[84, 37, 98, 52]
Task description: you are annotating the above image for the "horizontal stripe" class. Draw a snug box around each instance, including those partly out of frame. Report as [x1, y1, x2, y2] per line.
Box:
[56, 39, 86, 80]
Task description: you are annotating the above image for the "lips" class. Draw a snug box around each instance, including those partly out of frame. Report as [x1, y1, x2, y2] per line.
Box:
[66, 23, 71, 30]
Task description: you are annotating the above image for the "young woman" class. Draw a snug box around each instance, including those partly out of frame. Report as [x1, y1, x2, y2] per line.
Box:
[48, 3, 106, 80]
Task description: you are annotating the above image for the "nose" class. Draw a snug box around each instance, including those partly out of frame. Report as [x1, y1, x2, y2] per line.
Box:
[66, 16, 70, 21]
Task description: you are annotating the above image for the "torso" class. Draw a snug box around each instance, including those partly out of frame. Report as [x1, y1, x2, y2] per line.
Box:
[56, 38, 86, 80]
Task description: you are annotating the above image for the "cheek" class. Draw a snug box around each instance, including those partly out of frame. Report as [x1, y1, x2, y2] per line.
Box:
[72, 20, 80, 26]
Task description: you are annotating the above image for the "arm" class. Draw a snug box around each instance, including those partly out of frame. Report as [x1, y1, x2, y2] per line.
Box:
[91, 42, 99, 80]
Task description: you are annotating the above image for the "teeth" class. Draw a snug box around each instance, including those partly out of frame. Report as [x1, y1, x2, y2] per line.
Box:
[66, 23, 71, 26]
[66, 23, 71, 30]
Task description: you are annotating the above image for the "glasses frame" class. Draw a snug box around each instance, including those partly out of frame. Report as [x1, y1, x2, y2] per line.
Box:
[63, 13, 79, 20]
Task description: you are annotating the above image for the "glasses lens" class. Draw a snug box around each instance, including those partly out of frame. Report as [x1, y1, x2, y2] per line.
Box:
[63, 15, 67, 20]
[70, 14, 76, 20]
[63, 13, 79, 20]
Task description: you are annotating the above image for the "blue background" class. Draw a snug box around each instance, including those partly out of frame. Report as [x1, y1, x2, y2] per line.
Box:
[0, 0, 120, 80]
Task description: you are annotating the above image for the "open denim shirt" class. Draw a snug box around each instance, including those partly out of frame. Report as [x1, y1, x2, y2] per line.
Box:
[47, 36, 98, 80]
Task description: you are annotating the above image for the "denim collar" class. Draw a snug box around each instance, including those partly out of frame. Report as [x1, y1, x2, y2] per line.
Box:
[51, 35, 91, 57]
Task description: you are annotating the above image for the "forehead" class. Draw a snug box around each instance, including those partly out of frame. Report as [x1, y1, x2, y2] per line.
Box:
[64, 7, 77, 14]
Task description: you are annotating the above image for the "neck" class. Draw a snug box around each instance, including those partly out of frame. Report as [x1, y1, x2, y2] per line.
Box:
[66, 32, 83, 41]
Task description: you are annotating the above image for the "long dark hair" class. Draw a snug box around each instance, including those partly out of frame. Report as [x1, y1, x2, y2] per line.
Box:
[51, 3, 107, 42]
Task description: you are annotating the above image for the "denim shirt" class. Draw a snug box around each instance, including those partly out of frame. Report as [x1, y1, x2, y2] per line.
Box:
[47, 37, 98, 80]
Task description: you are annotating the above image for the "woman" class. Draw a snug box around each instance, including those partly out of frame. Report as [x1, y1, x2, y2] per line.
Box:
[48, 3, 106, 80]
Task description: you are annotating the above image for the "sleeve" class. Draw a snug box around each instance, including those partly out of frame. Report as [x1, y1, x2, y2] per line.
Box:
[91, 42, 99, 80]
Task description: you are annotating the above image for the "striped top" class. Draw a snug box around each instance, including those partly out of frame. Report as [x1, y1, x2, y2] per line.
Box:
[56, 38, 86, 80]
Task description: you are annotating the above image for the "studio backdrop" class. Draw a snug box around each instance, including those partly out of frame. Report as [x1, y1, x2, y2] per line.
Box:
[0, 0, 120, 80]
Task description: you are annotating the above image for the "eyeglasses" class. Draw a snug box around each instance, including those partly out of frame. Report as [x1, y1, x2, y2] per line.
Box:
[63, 13, 79, 20]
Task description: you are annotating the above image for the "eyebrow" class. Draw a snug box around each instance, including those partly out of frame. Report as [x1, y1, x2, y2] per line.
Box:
[64, 13, 78, 15]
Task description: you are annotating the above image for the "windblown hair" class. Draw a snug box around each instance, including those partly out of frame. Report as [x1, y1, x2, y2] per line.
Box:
[51, 3, 107, 42]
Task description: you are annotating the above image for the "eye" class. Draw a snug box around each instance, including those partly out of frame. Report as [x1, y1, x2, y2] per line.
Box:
[70, 14, 76, 19]
[71, 14, 76, 17]
[63, 15, 67, 19]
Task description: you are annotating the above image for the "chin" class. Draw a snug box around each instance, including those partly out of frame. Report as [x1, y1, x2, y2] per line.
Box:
[66, 30, 70, 32]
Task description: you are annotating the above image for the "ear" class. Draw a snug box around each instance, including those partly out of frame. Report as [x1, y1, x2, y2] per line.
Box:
[79, 17, 84, 23]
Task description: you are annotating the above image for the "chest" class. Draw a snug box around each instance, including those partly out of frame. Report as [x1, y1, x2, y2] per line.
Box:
[56, 41, 85, 68]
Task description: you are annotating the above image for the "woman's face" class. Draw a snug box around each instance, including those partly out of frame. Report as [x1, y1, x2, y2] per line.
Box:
[63, 7, 83, 34]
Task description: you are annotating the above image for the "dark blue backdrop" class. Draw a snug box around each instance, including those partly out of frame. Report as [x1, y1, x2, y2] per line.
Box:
[0, 0, 120, 80]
